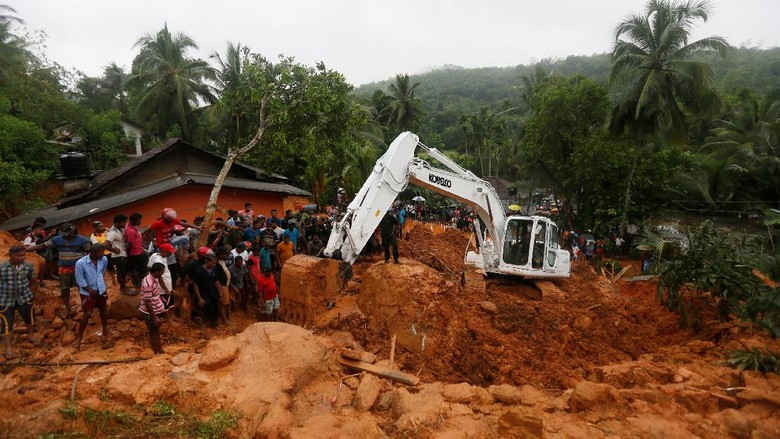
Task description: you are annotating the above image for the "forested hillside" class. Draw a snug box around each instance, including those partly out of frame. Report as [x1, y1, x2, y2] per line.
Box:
[355, 47, 780, 150]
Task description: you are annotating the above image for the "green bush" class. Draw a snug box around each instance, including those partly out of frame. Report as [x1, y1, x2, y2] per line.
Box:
[726, 347, 780, 374]
[657, 220, 779, 334]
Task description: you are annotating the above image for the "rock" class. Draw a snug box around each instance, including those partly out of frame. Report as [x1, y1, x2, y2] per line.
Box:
[50, 317, 64, 330]
[448, 403, 474, 417]
[473, 386, 495, 404]
[61, 330, 76, 346]
[169, 353, 193, 366]
[353, 373, 383, 412]
[569, 381, 620, 412]
[498, 407, 545, 438]
[289, 412, 383, 439]
[108, 293, 141, 320]
[519, 384, 547, 406]
[718, 408, 752, 439]
[479, 301, 498, 314]
[489, 384, 523, 404]
[392, 386, 446, 425]
[573, 315, 592, 330]
[106, 359, 177, 405]
[198, 337, 240, 370]
[432, 430, 468, 439]
[375, 390, 393, 412]
[343, 376, 360, 390]
[41, 303, 57, 321]
[443, 382, 476, 403]
[242, 401, 296, 439]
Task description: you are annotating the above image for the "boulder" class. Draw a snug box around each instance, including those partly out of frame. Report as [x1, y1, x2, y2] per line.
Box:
[479, 301, 498, 314]
[198, 337, 240, 370]
[498, 407, 545, 439]
[109, 294, 141, 320]
[489, 384, 523, 404]
[106, 359, 177, 405]
[569, 381, 620, 412]
[289, 412, 383, 439]
[353, 373, 383, 412]
[392, 386, 447, 425]
[50, 317, 64, 330]
[443, 382, 476, 403]
[519, 385, 547, 406]
[573, 315, 592, 330]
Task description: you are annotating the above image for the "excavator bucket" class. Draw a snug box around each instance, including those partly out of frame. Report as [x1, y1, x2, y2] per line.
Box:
[279, 255, 352, 327]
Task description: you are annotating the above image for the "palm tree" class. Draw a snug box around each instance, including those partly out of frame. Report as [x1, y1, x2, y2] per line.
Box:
[610, 0, 730, 140]
[0, 4, 28, 80]
[610, 0, 729, 234]
[704, 89, 780, 201]
[387, 74, 423, 133]
[210, 42, 250, 149]
[100, 62, 129, 113]
[128, 24, 216, 141]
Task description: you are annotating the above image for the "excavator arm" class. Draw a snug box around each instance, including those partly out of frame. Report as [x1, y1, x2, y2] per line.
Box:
[323, 132, 507, 267]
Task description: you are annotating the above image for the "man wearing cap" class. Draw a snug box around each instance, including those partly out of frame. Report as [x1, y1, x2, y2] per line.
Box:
[147, 244, 175, 311]
[29, 223, 90, 319]
[73, 244, 110, 349]
[144, 208, 200, 248]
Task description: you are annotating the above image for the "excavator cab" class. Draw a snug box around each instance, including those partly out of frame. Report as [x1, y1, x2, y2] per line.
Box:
[497, 216, 570, 278]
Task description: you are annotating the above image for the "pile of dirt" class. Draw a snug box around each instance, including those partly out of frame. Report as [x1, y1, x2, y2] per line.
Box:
[0, 230, 45, 272]
[334, 226, 691, 388]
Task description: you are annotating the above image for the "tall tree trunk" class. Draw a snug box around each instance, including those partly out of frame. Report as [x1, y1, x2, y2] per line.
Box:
[197, 94, 269, 248]
[620, 151, 640, 237]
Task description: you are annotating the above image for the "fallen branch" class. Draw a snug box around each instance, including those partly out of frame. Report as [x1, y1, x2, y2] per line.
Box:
[338, 357, 420, 386]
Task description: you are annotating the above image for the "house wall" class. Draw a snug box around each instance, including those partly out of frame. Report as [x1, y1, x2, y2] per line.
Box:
[98, 146, 259, 198]
[70, 184, 293, 236]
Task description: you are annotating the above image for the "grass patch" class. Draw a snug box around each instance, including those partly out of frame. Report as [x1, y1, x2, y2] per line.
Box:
[52, 399, 240, 438]
[726, 347, 780, 374]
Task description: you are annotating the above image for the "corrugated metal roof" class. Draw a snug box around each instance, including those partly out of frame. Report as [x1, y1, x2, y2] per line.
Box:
[1, 173, 311, 231]
[57, 138, 288, 207]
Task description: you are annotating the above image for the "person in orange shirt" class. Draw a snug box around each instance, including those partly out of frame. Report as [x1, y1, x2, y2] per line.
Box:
[275, 234, 295, 271]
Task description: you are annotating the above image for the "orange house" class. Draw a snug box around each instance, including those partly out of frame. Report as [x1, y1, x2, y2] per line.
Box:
[1, 138, 310, 235]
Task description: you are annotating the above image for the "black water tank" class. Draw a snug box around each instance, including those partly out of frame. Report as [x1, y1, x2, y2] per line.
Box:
[59, 152, 91, 178]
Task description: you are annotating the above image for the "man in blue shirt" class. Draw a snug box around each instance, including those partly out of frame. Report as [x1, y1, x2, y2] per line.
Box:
[28, 223, 90, 319]
[73, 244, 110, 349]
[283, 222, 300, 251]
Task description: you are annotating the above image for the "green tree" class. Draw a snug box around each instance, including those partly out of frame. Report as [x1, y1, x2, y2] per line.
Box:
[387, 74, 423, 134]
[704, 89, 780, 202]
[520, 74, 610, 227]
[0, 4, 27, 81]
[128, 24, 216, 141]
[610, 0, 730, 140]
[209, 42, 251, 151]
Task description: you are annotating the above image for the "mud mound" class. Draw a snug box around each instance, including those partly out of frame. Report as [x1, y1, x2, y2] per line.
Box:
[0, 230, 45, 272]
[342, 254, 690, 388]
[398, 226, 470, 277]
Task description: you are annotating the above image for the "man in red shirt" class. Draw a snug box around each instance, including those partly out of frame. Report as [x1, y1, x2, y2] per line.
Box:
[125, 213, 145, 293]
[256, 267, 279, 322]
[143, 208, 182, 247]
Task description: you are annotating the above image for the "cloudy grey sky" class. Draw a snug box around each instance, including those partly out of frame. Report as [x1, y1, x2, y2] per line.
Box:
[13, 0, 780, 86]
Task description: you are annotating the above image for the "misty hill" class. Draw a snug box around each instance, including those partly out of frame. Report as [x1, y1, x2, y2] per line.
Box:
[355, 47, 780, 144]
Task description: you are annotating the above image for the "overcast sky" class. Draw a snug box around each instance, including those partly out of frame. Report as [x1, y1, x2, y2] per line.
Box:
[13, 0, 780, 86]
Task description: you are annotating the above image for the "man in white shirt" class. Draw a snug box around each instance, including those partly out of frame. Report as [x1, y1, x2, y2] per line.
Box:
[103, 215, 130, 295]
[230, 241, 250, 262]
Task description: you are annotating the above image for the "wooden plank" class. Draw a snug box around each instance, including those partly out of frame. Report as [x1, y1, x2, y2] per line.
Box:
[339, 348, 377, 364]
[611, 266, 632, 284]
[338, 357, 420, 386]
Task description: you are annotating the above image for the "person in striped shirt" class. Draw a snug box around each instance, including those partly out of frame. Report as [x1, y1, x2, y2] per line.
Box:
[140, 263, 167, 355]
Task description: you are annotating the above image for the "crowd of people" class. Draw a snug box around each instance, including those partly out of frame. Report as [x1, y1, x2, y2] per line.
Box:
[3, 203, 333, 358]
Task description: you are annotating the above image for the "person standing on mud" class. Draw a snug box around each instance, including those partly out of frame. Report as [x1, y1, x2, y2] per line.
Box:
[140, 262, 167, 354]
[0, 245, 40, 360]
[192, 253, 219, 327]
[73, 244, 111, 349]
[380, 210, 400, 263]
[29, 223, 90, 319]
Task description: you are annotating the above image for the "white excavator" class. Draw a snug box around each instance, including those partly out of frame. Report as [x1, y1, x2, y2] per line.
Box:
[322, 131, 570, 279]
[280, 132, 570, 325]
